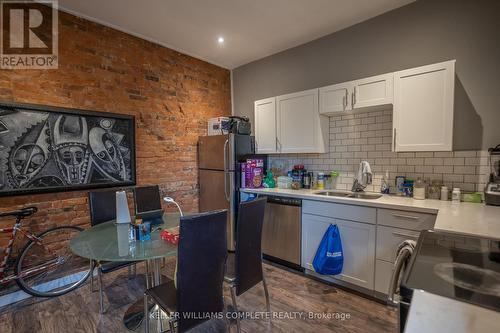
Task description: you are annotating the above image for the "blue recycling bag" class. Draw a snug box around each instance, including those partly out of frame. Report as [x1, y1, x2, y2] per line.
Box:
[312, 224, 343, 275]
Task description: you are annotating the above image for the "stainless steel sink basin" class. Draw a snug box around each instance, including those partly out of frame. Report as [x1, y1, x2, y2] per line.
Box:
[313, 191, 351, 197]
[314, 191, 382, 200]
[349, 193, 383, 199]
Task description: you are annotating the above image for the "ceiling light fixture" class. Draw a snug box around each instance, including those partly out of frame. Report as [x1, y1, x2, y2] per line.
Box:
[217, 36, 225, 44]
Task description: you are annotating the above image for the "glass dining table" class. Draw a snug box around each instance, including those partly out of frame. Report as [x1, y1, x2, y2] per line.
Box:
[70, 213, 180, 331]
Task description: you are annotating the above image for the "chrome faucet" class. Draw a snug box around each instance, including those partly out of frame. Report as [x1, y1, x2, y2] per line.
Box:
[352, 161, 372, 192]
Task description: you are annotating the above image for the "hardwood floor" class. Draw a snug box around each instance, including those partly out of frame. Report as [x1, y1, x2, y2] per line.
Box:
[0, 258, 397, 333]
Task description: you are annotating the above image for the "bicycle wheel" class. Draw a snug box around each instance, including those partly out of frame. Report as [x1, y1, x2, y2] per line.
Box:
[14, 226, 91, 297]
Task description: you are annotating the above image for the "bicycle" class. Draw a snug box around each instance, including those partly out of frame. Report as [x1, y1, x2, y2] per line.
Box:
[0, 206, 91, 297]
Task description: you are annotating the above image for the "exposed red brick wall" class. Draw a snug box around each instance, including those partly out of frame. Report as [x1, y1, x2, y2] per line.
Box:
[0, 10, 231, 252]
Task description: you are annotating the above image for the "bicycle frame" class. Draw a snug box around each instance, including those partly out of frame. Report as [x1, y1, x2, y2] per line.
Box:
[0, 218, 60, 285]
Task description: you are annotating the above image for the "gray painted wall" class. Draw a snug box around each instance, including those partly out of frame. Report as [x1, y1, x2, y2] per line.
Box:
[232, 0, 500, 150]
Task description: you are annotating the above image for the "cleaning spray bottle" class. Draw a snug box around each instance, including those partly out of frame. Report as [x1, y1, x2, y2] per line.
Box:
[380, 170, 390, 194]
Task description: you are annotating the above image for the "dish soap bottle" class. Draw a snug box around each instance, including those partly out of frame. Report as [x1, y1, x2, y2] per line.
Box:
[380, 170, 390, 194]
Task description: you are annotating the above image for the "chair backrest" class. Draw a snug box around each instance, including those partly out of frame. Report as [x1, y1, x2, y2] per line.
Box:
[88, 190, 117, 226]
[235, 197, 267, 296]
[176, 209, 228, 333]
[133, 185, 162, 216]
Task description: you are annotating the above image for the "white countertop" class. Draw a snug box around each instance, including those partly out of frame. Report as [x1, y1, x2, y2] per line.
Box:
[404, 290, 499, 333]
[241, 188, 500, 240]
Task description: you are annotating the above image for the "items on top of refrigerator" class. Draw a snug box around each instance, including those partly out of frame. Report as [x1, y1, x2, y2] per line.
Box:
[241, 159, 264, 188]
[207, 117, 230, 135]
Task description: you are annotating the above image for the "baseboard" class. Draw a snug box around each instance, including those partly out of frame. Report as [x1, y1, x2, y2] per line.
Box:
[0, 270, 88, 308]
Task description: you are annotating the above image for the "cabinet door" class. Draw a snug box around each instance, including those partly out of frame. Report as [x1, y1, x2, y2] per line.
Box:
[319, 83, 351, 114]
[301, 214, 332, 270]
[375, 259, 394, 294]
[393, 60, 455, 151]
[352, 73, 393, 109]
[334, 218, 376, 290]
[276, 89, 320, 153]
[254, 97, 277, 153]
[301, 214, 376, 290]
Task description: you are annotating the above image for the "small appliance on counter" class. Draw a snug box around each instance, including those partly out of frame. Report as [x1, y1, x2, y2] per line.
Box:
[485, 144, 500, 206]
[396, 230, 500, 333]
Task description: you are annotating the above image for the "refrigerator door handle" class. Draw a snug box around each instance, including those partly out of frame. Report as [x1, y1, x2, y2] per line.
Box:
[223, 139, 230, 202]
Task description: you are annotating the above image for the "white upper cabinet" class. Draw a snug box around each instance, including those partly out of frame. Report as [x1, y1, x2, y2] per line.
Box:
[352, 73, 393, 109]
[254, 97, 277, 154]
[319, 82, 352, 114]
[255, 89, 328, 154]
[393, 60, 455, 152]
[276, 89, 327, 153]
[319, 73, 393, 115]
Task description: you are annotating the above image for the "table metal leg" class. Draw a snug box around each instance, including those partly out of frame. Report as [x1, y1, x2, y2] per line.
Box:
[123, 259, 169, 332]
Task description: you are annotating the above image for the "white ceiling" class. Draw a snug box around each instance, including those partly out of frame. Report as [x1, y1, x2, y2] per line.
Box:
[59, 0, 415, 69]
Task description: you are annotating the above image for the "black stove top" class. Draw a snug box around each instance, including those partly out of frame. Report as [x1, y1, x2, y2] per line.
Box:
[401, 230, 500, 312]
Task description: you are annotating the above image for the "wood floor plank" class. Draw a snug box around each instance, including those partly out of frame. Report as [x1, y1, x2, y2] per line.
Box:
[0, 259, 397, 333]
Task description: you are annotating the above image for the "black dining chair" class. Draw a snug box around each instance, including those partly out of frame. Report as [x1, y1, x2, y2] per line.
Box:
[143, 209, 228, 333]
[88, 189, 138, 314]
[224, 198, 269, 333]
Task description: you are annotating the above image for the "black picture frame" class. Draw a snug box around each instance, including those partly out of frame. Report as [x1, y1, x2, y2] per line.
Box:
[0, 101, 136, 197]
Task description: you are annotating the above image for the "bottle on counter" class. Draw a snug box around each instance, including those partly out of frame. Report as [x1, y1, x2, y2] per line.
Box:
[303, 172, 312, 189]
[452, 188, 461, 203]
[317, 172, 325, 190]
[380, 170, 390, 194]
[441, 186, 449, 201]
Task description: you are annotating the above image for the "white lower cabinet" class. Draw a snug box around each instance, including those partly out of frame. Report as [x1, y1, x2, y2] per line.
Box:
[374, 259, 394, 294]
[301, 200, 436, 298]
[301, 212, 376, 290]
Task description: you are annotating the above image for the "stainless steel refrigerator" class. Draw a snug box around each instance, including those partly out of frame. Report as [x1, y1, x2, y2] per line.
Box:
[198, 134, 256, 250]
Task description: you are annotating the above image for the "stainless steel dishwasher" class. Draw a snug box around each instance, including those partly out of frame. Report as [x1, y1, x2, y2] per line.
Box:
[261, 196, 302, 270]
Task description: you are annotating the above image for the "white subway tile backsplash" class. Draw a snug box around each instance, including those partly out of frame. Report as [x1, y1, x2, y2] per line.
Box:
[269, 110, 489, 193]
[415, 152, 434, 158]
[454, 151, 477, 157]
[424, 158, 444, 166]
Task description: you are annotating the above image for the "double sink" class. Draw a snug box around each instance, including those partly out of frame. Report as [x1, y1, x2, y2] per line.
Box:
[314, 190, 383, 200]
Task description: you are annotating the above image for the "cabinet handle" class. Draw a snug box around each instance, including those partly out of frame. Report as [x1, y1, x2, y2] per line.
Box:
[392, 231, 419, 239]
[344, 90, 348, 110]
[343, 95, 346, 111]
[351, 91, 354, 108]
[353, 86, 357, 106]
[276, 137, 282, 152]
[393, 128, 396, 150]
[391, 213, 420, 220]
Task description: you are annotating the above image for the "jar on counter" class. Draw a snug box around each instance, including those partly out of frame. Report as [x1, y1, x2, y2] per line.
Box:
[427, 179, 442, 200]
[413, 178, 426, 200]
[440, 186, 449, 201]
[452, 188, 461, 203]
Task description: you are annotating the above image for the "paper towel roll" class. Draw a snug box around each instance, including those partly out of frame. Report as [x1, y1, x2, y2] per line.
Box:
[116, 190, 131, 224]
[117, 224, 129, 257]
